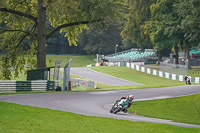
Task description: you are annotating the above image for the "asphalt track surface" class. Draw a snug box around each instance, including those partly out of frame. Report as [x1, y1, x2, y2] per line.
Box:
[1, 69, 200, 128]
[70, 68, 141, 86]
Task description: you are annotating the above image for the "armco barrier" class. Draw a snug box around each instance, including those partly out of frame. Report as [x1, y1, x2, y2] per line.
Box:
[126, 62, 200, 83]
[86, 62, 200, 83]
[0, 80, 59, 93]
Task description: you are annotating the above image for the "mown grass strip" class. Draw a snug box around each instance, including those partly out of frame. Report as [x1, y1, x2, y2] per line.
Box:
[129, 94, 200, 125]
[4, 55, 96, 81]
[46, 55, 96, 68]
[91, 67, 185, 89]
[0, 102, 199, 133]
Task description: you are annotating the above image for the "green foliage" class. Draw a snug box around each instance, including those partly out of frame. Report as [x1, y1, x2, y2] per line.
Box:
[175, 0, 200, 46]
[0, 0, 126, 79]
[121, 0, 152, 49]
[46, 0, 88, 46]
[91, 67, 184, 89]
[122, 0, 200, 60]
[78, 20, 122, 54]
[0, 55, 95, 80]
[141, 0, 182, 51]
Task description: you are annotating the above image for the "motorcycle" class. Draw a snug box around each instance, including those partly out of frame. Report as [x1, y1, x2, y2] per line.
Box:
[110, 99, 128, 114]
[186, 78, 191, 85]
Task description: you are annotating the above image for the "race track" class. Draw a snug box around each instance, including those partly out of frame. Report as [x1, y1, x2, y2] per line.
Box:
[1, 85, 200, 128]
[70, 68, 141, 86]
[1, 68, 200, 128]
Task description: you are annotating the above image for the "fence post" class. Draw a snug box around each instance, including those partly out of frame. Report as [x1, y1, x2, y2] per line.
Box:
[63, 58, 72, 91]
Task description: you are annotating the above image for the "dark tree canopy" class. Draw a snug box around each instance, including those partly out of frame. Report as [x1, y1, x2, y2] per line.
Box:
[0, 0, 126, 79]
[121, 0, 200, 63]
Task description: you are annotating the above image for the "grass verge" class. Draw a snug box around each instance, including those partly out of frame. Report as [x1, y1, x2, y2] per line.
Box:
[129, 94, 200, 125]
[7, 55, 96, 80]
[0, 102, 199, 133]
[91, 67, 185, 89]
[46, 54, 95, 68]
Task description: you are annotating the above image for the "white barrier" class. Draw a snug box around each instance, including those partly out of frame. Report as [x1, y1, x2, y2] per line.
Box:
[0, 80, 59, 93]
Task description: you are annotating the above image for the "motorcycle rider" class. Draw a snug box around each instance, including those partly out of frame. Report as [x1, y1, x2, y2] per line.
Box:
[118, 95, 134, 113]
[184, 75, 191, 85]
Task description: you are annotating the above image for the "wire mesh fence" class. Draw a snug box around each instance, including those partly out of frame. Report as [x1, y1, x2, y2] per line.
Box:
[71, 78, 96, 90]
[53, 60, 62, 80]
[160, 62, 188, 76]
[63, 58, 72, 91]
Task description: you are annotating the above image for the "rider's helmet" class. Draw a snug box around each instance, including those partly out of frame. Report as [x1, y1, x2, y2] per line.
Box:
[128, 95, 134, 101]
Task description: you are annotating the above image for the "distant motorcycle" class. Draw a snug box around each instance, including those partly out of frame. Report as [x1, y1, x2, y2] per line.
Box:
[185, 75, 191, 85]
[186, 78, 191, 85]
[110, 99, 128, 114]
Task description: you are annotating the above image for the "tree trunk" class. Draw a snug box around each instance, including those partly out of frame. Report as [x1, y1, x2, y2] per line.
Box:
[157, 49, 162, 62]
[174, 44, 179, 64]
[184, 41, 191, 68]
[185, 41, 190, 60]
[37, 0, 46, 68]
[56, 34, 61, 55]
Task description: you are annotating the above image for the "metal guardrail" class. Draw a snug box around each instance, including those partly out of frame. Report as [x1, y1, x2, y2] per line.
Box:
[0, 80, 59, 93]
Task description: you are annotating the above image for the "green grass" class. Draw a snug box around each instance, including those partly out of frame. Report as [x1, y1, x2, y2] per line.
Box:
[188, 69, 200, 77]
[91, 67, 184, 89]
[129, 94, 200, 125]
[46, 54, 96, 68]
[71, 74, 88, 80]
[0, 102, 199, 133]
[5, 55, 95, 80]
[145, 64, 200, 77]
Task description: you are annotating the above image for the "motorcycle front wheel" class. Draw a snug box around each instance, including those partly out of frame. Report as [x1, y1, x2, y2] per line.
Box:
[113, 107, 121, 114]
[110, 102, 118, 113]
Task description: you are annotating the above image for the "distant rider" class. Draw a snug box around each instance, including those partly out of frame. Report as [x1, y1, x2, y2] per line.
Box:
[184, 75, 191, 85]
[118, 95, 134, 113]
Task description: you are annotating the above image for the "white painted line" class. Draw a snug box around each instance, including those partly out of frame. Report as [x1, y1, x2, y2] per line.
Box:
[134, 96, 171, 101]
[89, 91, 118, 95]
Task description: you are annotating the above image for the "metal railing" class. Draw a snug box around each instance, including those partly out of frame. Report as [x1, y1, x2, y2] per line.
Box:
[160, 62, 188, 75]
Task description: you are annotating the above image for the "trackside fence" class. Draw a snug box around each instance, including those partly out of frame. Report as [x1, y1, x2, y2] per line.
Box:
[126, 62, 200, 83]
[87, 62, 200, 83]
[71, 78, 97, 90]
[0, 80, 59, 93]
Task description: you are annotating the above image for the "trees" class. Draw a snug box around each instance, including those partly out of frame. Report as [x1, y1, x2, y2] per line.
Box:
[145, 0, 200, 63]
[175, 0, 200, 59]
[121, 0, 152, 50]
[122, 0, 200, 64]
[0, 0, 125, 79]
[78, 20, 122, 55]
[141, 0, 183, 63]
